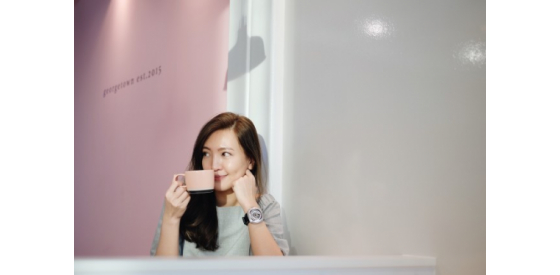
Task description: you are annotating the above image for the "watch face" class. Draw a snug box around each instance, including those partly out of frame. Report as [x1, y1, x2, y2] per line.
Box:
[248, 208, 263, 223]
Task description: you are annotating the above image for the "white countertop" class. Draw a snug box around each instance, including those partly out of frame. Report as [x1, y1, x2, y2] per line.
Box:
[75, 255, 436, 275]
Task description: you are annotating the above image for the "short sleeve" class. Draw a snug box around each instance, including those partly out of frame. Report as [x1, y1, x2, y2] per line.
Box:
[256, 194, 290, 255]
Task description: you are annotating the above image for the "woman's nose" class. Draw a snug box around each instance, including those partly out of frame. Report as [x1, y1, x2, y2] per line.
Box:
[212, 156, 221, 170]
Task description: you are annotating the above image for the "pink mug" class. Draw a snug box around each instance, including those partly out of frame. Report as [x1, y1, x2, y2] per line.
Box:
[177, 170, 214, 194]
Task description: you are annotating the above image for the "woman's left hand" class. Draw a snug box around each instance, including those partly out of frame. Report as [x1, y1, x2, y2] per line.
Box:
[232, 169, 258, 211]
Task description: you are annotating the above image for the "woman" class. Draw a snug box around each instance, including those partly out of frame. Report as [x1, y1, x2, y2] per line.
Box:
[150, 112, 288, 256]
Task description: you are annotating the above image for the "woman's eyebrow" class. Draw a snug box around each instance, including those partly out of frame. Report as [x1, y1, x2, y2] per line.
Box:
[203, 146, 234, 151]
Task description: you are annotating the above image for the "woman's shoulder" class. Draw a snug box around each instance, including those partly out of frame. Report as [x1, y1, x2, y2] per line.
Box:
[258, 193, 279, 210]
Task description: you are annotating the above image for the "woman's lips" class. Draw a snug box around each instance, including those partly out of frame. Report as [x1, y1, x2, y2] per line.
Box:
[214, 175, 226, 181]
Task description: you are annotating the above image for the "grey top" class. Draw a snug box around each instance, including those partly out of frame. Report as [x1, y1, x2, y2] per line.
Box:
[150, 194, 289, 256]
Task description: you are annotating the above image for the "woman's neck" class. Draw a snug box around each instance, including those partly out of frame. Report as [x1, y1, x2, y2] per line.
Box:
[215, 189, 239, 207]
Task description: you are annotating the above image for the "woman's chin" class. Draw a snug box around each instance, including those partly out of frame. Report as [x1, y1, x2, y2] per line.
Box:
[213, 182, 222, 191]
[214, 182, 232, 192]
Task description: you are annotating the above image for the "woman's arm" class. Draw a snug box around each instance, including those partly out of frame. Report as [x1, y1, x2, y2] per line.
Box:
[155, 218, 182, 256]
[233, 170, 286, 256]
[242, 203, 284, 256]
[155, 175, 191, 256]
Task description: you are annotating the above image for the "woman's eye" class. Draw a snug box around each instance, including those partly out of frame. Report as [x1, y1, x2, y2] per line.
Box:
[202, 152, 210, 157]
[222, 152, 231, 157]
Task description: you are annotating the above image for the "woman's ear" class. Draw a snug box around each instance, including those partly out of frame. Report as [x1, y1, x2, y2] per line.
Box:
[248, 161, 254, 170]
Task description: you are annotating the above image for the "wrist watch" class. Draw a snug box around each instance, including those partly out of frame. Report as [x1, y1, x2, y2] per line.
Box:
[242, 207, 264, 226]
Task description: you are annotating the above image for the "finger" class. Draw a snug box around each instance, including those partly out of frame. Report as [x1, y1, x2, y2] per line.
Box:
[166, 183, 178, 198]
[180, 192, 190, 205]
[234, 175, 245, 185]
[176, 174, 186, 188]
[180, 196, 191, 209]
[243, 170, 255, 183]
[171, 189, 186, 205]
[178, 190, 188, 201]
[168, 174, 182, 191]
[174, 185, 186, 197]
[246, 169, 256, 181]
[169, 174, 179, 190]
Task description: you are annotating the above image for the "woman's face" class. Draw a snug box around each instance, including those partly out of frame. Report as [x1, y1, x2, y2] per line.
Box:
[201, 129, 253, 192]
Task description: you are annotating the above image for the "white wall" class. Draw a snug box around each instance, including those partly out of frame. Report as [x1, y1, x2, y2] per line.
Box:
[227, 0, 285, 202]
[281, 0, 485, 274]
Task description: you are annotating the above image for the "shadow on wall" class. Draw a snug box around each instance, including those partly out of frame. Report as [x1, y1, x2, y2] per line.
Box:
[225, 17, 266, 89]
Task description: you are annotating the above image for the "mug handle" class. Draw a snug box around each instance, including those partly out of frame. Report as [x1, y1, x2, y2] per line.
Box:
[174, 174, 186, 187]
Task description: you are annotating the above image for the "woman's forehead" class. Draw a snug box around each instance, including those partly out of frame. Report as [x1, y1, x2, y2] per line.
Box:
[204, 129, 241, 150]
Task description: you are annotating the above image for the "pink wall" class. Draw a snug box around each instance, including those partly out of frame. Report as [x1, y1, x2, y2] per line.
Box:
[75, 0, 229, 256]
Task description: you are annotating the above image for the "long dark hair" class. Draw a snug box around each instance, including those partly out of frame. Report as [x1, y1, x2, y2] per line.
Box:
[179, 112, 265, 251]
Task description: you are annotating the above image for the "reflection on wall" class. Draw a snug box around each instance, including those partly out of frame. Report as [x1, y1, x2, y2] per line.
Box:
[74, 0, 229, 256]
[454, 40, 486, 67]
[358, 16, 395, 39]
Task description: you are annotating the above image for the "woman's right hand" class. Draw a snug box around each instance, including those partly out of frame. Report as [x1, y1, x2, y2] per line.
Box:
[163, 174, 191, 223]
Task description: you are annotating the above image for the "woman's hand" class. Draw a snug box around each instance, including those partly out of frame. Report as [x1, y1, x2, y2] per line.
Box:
[232, 169, 259, 212]
[163, 174, 191, 223]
